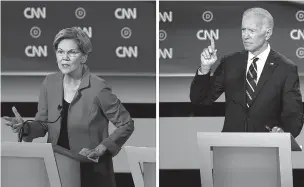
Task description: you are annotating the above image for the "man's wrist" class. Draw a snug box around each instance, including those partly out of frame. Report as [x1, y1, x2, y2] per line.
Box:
[198, 66, 211, 75]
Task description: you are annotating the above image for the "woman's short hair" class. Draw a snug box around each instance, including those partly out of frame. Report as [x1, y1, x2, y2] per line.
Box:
[53, 27, 92, 55]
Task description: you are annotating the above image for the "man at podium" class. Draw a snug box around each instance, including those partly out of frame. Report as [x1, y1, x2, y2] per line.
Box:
[3, 27, 134, 187]
[190, 7, 303, 138]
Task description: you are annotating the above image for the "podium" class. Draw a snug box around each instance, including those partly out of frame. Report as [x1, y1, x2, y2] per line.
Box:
[1, 142, 94, 187]
[197, 133, 302, 187]
[124, 146, 156, 187]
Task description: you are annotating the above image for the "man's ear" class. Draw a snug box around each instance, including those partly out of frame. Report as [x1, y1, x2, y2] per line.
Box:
[265, 28, 273, 41]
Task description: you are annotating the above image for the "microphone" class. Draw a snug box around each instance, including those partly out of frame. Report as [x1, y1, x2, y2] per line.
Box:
[18, 104, 63, 142]
[58, 104, 63, 111]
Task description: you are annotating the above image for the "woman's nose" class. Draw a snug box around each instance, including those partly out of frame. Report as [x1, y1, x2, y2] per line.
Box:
[62, 53, 70, 60]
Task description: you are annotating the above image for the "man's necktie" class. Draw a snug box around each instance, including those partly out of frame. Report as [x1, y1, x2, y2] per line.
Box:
[246, 57, 259, 108]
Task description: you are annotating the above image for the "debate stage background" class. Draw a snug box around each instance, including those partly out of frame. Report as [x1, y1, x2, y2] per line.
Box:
[159, 1, 304, 187]
[2, 0, 304, 187]
[2, 1, 156, 75]
[1, 1, 155, 187]
[159, 1, 304, 75]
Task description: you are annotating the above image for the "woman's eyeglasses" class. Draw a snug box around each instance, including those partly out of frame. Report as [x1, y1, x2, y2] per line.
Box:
[56, 49, 81, 57]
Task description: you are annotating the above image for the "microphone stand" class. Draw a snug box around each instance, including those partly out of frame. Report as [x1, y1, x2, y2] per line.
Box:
[18, 105, 63, 142]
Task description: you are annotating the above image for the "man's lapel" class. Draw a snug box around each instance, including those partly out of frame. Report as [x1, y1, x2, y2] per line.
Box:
[250, 49, 279, 105]
[55, 73, 64, 109]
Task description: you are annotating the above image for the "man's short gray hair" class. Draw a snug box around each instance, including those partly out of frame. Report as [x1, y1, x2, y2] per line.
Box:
[243, 7, 274, 30]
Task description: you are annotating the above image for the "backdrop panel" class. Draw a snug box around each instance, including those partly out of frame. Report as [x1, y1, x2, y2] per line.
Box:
[1, 1, 156, 75]
[159, 1, 304, 75]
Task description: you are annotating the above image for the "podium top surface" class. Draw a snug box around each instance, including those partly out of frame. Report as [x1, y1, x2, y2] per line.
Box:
[124, 146, 156, 162]
[197, 132, 302, 152]
[52, 145, 95, 163]
[1, 142, 95, 162]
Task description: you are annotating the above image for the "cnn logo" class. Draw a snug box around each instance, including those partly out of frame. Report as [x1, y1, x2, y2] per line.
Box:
[24, 7, 46, 19]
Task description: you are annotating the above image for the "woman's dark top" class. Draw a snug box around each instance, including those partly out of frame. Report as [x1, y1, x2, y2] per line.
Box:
[57, 99, 70, 150]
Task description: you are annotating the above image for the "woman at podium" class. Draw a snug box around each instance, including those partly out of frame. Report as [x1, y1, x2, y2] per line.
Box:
[3, 27, 134, 187]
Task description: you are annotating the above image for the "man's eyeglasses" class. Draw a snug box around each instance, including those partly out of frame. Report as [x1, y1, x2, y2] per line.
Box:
[56, 49, 81, 57]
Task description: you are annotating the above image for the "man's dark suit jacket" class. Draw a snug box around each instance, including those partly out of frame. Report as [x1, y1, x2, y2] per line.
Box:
[190, 49, 303, 138]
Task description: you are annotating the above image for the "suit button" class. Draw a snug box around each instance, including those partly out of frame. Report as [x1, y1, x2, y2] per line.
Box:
[247, 117, 251, 121]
